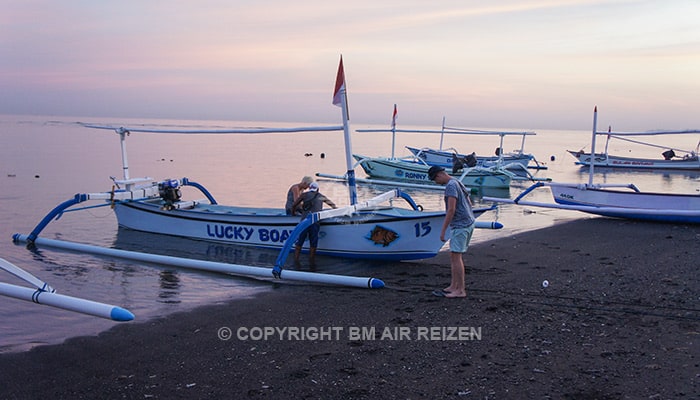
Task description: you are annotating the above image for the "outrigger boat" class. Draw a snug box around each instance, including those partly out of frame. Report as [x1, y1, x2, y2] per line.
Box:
[352, 153, 514, 189]
[357, 112, 544, 173]
[350, 111, 547, 190]
[484, 107, 700, 224]
[14, 59, 499, 267]
[407, 145, 533, 171]
[567, 127, 700, 170]
[403, 120, 545, 172]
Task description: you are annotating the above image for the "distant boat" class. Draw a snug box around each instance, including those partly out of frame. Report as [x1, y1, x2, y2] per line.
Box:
[567, 149, 700, 170]
[406, 145, 533, 171]
[352, 154, 513, 189]
[357, 114, 546, 173]
[567, 126, 700, 170]
[405, 121, 546, 172]
[484, 107, 700, 224]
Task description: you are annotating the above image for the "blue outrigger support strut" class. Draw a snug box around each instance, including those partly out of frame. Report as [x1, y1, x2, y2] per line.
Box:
[395, 189, 421, 210]
[19, 177, 217, 245]
[181, 178, 217, 204]
[513, 182, 544, 203]
[272, 214, 317, 278]
[270, 189, 428, 279]
[23, 194, 89, 243]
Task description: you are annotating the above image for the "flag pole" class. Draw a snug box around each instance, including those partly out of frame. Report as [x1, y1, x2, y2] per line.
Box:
[333, 56, 358, 205]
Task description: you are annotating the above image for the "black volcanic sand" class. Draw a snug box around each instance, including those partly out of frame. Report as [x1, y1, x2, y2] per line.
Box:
[0, 218, 698, 399]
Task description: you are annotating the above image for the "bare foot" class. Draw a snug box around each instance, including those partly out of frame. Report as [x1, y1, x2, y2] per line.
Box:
[444, 291, 466, 298]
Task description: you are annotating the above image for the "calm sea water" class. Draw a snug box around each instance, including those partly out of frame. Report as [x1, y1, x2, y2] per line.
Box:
[1, 114, 698, 353]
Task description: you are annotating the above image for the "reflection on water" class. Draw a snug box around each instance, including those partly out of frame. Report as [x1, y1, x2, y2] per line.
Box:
[114, 227, 284, 267]
[158, 270, 180, 304]
[114, 227, 374, 276]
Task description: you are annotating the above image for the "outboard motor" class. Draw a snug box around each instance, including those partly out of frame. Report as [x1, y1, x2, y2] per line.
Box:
[464, 152, 478, 168]
[158, 179, 181, 210]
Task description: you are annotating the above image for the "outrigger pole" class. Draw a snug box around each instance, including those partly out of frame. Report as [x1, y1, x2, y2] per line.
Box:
[0, 258, 134, 321]
[12, 235, 384, 289]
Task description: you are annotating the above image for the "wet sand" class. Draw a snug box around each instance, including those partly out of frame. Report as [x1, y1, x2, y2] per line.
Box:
[0, 218, 698, 399]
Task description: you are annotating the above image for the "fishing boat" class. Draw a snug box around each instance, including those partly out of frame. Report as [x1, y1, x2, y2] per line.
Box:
[484, 107, 700, 224]
[567, 127, 700, 170]
[403, 121, 545, 172]
[352, 154, 513, 189]
[406, 145, 533, 171]
[357, 111, 545, 172]
[15, 59, 499, 264]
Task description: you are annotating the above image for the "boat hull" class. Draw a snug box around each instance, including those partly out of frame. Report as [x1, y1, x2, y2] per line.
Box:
[406, 146, 532, 170]
[114, 200, 450, 260]
[353, 155, 512, 189]
[549, 183, 700, 223]
[567, 150, 700, 170]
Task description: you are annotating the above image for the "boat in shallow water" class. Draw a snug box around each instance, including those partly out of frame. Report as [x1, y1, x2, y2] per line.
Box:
[353, 154, 513, 189]
[485, 107, 700, 224]
[567, 124, 700, 171]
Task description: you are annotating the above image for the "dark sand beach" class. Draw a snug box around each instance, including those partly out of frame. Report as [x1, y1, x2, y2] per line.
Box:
[1, 218, 698, 399]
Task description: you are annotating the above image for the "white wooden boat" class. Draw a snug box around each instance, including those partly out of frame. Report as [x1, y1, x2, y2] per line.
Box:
[352, 154, 513, 189]
[108, 187, 460, 260]
[16, 59, 499, 263]
[484, 107, 700, 224]
[406, 145, 533, 170]
[567, 125, 700, 170]
[548, 182, 700, 223]
[357, 114, 545, 172]
[567, 150, 700, 170]
[403, 123, 544, 172]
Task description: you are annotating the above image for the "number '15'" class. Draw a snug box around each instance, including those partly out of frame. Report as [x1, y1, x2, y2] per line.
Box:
[414, 222, 431, 237]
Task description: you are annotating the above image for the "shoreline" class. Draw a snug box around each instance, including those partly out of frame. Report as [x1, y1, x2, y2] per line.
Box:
[0, 218, 698, 398]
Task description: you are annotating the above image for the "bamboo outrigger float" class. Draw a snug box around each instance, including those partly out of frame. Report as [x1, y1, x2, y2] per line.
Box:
[0, 258, 134, 321]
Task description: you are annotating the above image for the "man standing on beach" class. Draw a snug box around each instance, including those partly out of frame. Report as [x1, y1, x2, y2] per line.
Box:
[428, 166, 475, 298]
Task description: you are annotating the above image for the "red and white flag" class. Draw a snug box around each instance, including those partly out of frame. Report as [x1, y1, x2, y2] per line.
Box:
[332, 56, 346, 108]
[391, 104, 397, 129]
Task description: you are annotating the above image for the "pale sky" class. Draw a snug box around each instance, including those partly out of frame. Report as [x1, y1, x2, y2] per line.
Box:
[2, 0, 699, 130]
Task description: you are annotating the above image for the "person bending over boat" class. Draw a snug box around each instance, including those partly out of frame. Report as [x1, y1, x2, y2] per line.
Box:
[285, 176, 314, 215]
[291, 182, 337, 265]
[428, 165, 475, 298]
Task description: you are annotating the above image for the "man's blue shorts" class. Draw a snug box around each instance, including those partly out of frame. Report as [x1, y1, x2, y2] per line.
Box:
[449, 224, 474, 253]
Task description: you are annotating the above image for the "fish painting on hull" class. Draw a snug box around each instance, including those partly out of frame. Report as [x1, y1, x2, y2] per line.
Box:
[368, 225, 399, 247]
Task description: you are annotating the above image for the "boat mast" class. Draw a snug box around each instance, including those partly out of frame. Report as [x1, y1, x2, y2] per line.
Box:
[117, 127, 131, 182]
[439, 116, 446, 150]
[588, 106, 598, 186]
[390, 104, 397, 159]
[604, 125, 611, 157]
